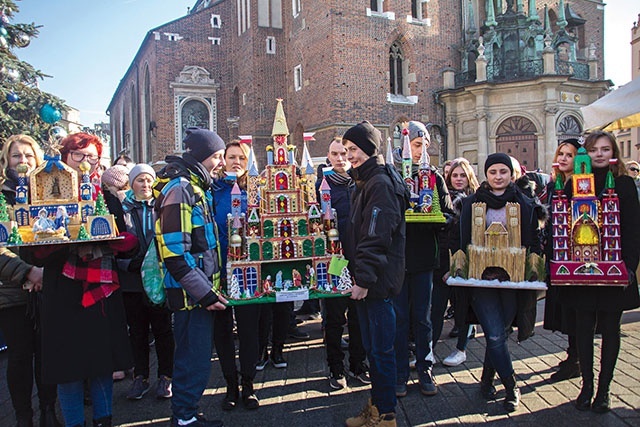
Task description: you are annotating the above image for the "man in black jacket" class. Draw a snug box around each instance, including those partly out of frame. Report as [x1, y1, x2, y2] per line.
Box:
[319, 137, 369, 391]
[342, 122, 408, 427]
[394, 121, 453, 398]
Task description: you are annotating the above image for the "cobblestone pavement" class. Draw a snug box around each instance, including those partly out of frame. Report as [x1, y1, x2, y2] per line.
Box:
[1, 301, 639, 426]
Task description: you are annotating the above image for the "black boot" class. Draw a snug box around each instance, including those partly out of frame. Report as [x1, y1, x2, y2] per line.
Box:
[39, 404, 63, 427]
[502, 374, 520, 413]
[92, 416, 112, 427]
[479, 364, 497, 400]
[16, 413, 34, 427]
[551, 356, 580, 382]
[592, 382, 611, 414]
[241, 375, 260, 410]
[221, 374, 239, 411]
[575, 378, 593, 411]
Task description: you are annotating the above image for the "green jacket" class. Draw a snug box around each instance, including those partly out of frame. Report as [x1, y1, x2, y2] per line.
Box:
[0, 247, 33, 310]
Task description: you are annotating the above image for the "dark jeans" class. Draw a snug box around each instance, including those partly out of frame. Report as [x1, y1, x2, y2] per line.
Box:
[0, 304, 57, 420]
[171, 308, 214, 421]
[122, 292, 174, 379]
[258, 302, 290, 352]
[471, 288, 517, 380]
[57, 374, 111, 427]
[323, 296, 366, 373]
[393, 271, 433, 382]
[575, 309, 622, 388]
[214, 304, 261, 380]
[356, 297, 396, 414]
[431, 273, 472, 352]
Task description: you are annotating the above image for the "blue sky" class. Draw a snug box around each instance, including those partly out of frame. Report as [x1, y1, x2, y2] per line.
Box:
[14, 0, 636, 127]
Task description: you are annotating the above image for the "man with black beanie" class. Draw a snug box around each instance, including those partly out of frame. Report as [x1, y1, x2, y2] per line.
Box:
[154, 127, 228, 427]
[342, 121, 409, 427]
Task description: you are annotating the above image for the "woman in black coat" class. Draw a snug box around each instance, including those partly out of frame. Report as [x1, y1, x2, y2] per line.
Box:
[0, 134, 62, 427]
[542, 139, 580, 382]
[559, 131, 640, 413]
[36, 133, 134, 427]
[455, 153, 542, 413]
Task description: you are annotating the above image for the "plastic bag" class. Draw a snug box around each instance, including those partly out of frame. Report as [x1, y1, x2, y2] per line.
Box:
[141, 239, 166, 305]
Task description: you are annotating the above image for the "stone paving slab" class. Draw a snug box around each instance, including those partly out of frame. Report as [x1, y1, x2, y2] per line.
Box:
[0, 301, 638, 426]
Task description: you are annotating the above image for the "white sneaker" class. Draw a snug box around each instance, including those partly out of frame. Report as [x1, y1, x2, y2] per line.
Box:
[409, 352, 417, 369]
[442, 350, 466, 367]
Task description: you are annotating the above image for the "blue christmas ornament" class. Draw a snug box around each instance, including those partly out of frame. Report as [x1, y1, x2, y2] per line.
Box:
[6, 92, 18, 102]
[0, 26, 7, 38]
[39, 103, 62, 124]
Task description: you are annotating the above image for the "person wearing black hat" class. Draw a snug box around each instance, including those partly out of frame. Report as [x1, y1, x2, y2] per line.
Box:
[454, 152, 543, 413]
[154, 127, 228, 427]
[342, 121, 410, 427]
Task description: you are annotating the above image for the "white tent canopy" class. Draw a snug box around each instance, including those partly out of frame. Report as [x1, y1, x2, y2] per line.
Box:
[581, 76, 640, 131]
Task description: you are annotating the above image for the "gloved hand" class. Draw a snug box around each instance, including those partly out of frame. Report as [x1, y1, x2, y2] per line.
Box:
[109, 232, 139, 255]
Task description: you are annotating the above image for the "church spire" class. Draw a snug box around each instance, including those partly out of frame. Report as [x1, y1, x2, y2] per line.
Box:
[485, 0, 497, 27]
[527, 0, 538, 22]
[556, 0, 568, 29]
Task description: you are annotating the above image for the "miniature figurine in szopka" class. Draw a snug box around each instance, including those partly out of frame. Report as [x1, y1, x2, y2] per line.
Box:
[549, 139, 629, 286]
[219, 99, 353, 304]
[392, 127, 446, 224]
[0, 131, 117, 246]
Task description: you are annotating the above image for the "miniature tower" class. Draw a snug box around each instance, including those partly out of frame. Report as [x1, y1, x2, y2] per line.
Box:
[302, 142, 317, 204]
[272, 99, 290, 165]
[551, 174, 571, 261]
[601, 171, 622, 262]
[401, 129, 415, 196]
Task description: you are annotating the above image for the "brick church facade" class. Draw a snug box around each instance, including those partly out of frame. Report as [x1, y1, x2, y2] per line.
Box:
[107, 0, 609, 172]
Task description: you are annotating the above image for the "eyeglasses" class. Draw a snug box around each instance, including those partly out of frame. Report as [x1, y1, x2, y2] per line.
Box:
[69, 151, 100, 165]
[630, 167, 639, 172]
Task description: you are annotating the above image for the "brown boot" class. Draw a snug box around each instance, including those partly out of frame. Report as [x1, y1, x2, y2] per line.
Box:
[345, 399, 372, 427]
[365, 408, 396, 427]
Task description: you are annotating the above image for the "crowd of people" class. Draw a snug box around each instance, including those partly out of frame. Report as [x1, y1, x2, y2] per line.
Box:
[0, 124, 638, 427]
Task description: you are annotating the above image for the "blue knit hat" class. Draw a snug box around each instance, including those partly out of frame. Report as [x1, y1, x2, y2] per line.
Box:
[183, 127, 226, 163]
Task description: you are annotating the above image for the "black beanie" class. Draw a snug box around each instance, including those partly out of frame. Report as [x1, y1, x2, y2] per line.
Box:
[183, 127, 226, 163]
[484, 153, 514, 176]
[342, 121, 381, 156]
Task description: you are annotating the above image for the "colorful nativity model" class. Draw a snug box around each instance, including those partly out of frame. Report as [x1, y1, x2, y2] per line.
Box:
[387, 127, 446, 223]
[219, 99, 353, 305]
[549, 141, 628, 286]
[0, 139, 117, 246]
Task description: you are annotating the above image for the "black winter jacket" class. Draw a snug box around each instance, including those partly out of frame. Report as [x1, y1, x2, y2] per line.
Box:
[455, 182, 542, 342]
[404, 167, 453, 272]
[346, 156, 409, 298]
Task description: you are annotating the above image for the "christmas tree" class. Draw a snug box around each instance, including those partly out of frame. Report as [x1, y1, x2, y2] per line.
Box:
[7, 225, 22, 244]
[0, 1, 66, 140]
[94, 192, 109, 215]
[0, 192, 9, 221]
[76, 224, 90, 240]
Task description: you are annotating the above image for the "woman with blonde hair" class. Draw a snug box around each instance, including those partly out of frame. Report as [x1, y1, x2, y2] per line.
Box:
[543, 139, 580, 383]
[0, 134, 63, 426]
[432, 158, 479, 367]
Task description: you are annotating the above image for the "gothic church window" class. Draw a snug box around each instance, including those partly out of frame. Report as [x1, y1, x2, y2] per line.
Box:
[389, 42, 404, 95]
[371, 0, 383, 12]
[292, 0, 301, 17]
[238, 0, 250, 35]
[411, 0, 427, 20]
[294, 64, 303, 91]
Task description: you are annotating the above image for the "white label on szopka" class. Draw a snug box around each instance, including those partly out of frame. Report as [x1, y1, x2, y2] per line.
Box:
[275, 289, 310, 302]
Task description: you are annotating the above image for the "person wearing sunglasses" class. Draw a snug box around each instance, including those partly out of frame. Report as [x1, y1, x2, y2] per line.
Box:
[625, 160, 640, 200]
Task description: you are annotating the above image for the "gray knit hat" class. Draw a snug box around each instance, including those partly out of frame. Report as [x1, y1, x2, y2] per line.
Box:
[129, 163, 156, 187]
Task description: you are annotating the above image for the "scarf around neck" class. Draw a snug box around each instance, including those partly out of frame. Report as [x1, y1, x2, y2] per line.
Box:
[474, 181, 518, 210]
